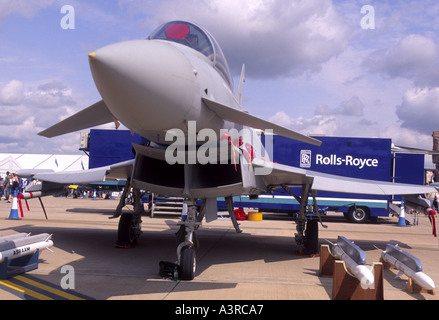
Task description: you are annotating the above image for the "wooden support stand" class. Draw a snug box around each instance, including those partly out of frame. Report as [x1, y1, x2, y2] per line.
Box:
[319, 245, 335, 276]
[319, 245, 384, 300]
[406, 278, 435, 295]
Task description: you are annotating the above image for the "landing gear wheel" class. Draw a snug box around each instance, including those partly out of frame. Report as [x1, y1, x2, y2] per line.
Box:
[179, 246, 196, 280]
[301, 219, 319, 256]
[115, 212, 140, 248]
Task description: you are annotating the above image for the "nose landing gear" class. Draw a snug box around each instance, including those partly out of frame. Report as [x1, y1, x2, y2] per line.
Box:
[175, 199, 202, 280]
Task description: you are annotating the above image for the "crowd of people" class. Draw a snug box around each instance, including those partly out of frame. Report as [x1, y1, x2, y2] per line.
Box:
[0, 171, 39, 203]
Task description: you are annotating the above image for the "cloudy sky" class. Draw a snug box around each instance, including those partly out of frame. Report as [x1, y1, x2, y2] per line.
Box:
[1, 0, 439, 162]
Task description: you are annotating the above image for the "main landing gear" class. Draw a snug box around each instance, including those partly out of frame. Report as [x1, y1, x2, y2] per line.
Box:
[113, 188, 199, 280]
[282, 184, 327, 256]
[114, 187, 143, 248]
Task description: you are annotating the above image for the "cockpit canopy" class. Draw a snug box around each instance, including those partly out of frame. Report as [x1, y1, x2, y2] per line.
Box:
[149, 21, 234, 89]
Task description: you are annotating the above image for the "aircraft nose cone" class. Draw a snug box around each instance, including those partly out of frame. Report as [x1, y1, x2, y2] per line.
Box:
[88, 52, 97, 61]
[89, 40, 196, 133]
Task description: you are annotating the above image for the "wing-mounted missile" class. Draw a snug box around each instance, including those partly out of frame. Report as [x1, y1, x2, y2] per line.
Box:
[331, 236, 375, 289]
[17, 183, 63, 219]
[21, 180, 66, 197]
[403, 195, 437, 237]
[380, 244, 435, 292]
[16, 161, 134, 219]
[403, 195, 436, 216]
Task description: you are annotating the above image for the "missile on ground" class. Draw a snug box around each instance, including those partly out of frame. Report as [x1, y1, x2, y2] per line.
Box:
[0, 233, 53, 263]
[381, 244, 435, 291]
[0, 233, 30, 242]
[331, 236, 375, 289]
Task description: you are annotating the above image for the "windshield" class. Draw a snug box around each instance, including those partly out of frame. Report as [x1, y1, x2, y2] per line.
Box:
[149, 21, 234, 89]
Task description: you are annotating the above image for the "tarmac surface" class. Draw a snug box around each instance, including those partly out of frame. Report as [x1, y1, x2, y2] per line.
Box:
[0, 196, 438, 301]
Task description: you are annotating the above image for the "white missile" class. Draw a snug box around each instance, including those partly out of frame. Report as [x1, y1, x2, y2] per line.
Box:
[0, 233, 53, 263]
[18, 191, 42, 200]
[332, 244, 375, 289]
[404, 201, 436, 217]
[17, 192, 42, 218]
[403, 195, 436, 216]
[0, 233, 30, 242]
[381, 244, 435, 291]
[331, 236, 375, 289]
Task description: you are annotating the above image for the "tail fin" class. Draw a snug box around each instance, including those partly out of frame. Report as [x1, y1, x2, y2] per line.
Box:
[236, 64, 245, 105]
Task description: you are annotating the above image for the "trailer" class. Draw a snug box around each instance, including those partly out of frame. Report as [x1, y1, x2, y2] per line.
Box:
[84, 129, 146, 168]
[219, 135, 425, 223]
[85, 130, 426, 223]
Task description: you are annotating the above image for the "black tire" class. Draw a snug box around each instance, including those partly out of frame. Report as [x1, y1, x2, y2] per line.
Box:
[347, 206, 370, 223]
[115, 212, 137, 248]
[302, 219, 319, 255]
[180, 246, 196, 280]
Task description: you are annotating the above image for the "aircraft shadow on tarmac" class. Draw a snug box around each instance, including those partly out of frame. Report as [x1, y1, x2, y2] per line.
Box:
[0, 204, 421, 300]
[66, 207, 120, 215]
[0, 218, 317, 299]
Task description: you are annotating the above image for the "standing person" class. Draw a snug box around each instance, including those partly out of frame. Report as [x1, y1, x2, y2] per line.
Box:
[0, 176, 4, 200]
[8, 173, 19, 202]
[4, 172, 10, 203]
[424, 183, 437, 211]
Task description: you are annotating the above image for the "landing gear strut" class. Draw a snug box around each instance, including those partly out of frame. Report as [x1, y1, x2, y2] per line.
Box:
[282, 184, 326, 256]
[115, 211, 142, 248]
[175, 199, 203, 280]
[115, 187, 143, 248]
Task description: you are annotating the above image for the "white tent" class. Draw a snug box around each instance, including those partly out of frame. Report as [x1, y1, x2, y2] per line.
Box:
[0, 156, 22, 174]
[0, 153, 89, 178]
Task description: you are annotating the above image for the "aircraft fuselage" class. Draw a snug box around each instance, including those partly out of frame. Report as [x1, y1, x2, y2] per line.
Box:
[89, 38, 239, 145]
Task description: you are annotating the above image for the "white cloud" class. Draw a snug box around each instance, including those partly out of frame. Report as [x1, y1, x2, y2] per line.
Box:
[364, 34, 439, 86]
[269, 101, 435, 149]
[380, 124, 432, 150]
[25, 80, 76, 109]
[315, 96, 364, 117]
[0, 80, 24, 105]
[269, 111, 339, 136]
[1, 0, 438, 156]
[122, 0, 351, 78]
[0, 0, 55, 28]
[396, 87, 439, 135]
[0, 80, 84, 153]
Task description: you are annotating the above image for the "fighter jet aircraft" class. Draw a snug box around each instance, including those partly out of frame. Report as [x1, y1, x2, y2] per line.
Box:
[19, 21, 437, 280]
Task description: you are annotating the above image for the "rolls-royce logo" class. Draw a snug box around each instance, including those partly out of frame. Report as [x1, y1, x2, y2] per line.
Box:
[300, 150, 312, 168]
